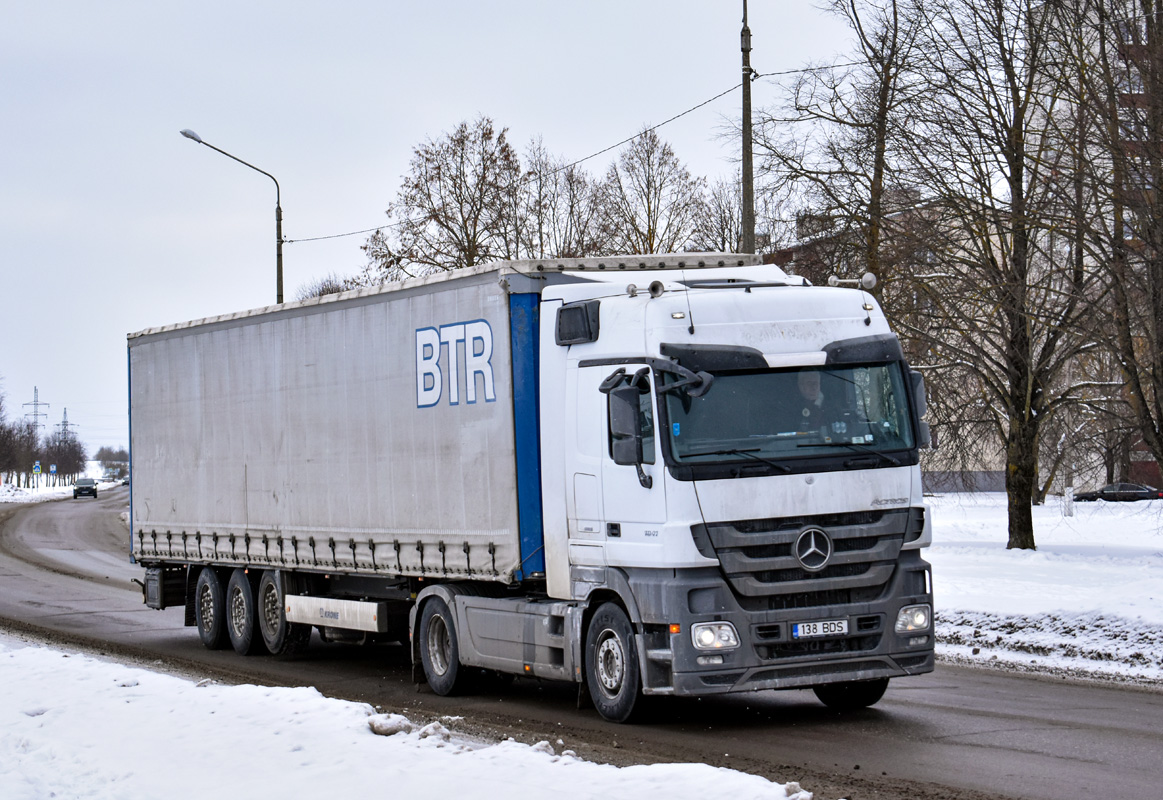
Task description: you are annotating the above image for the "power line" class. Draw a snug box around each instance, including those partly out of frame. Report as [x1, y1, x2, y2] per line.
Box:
[285, 60, 865, 245]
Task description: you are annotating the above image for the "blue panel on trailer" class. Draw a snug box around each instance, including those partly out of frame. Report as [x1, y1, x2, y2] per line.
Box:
[127, 346, 135, 564]
[509, 293, 544, 579]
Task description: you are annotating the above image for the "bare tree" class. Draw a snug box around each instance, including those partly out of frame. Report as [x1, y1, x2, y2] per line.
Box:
[522, 139, 608, 258]
[897, 0, 1095, 548]
[690, 178, 744, 253]
[360, 116, 521, 281]
[596, 128, 704, 254]
[755, 0, 924, 284]
[1059, 0, 1163, 482]
[295, 273, 348, 301]
[43, 430, 86, 482]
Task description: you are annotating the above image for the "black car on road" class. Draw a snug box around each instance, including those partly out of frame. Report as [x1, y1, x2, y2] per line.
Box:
[1075, 482, 1163, 502]
[73, 478, 98, 499]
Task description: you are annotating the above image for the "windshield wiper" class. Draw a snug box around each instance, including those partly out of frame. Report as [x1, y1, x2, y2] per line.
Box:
[797, 441, 901, 467]
[679, 448, 791, 472]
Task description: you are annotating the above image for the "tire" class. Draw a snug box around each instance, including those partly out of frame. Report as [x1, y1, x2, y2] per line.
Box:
[257, 570, 311, 656]
[225, 568, 265, 655]
[584, 602, 642, 723]
[194, 567, 227, 650]
[418, 597, 468, 695]
[813, 678, 889, 710]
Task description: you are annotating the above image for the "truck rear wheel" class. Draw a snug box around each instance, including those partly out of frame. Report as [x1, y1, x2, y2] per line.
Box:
[257, 570, 311, 656]
[226, 568, 264, 656]
[813, 678, 889, 710]
[584, 603, 642, 723]
[194, 567, 227, 650]
[418, 597, 468, 695]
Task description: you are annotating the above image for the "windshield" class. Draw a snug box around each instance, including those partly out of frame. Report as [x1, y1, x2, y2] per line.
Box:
[663, 362, 915, 465]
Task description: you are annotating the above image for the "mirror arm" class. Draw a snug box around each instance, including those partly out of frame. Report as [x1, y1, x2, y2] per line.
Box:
[635, 463, 653, 489]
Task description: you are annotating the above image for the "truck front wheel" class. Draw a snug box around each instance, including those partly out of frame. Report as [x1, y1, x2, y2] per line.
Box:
[194, 567, 227, 650]
[584, 603, 642, 723]
[257, 570, 311, 656]
[419, 597, 467, 695]
[813, 678, 889, 710]
[226, 568, 264, 656]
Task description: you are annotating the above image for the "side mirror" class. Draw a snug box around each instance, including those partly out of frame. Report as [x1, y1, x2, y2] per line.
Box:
[609, 386, 643, 466]
[908, 370, 927, 419]
[608, 385, 653, 488]
[917, 420, 933, 450]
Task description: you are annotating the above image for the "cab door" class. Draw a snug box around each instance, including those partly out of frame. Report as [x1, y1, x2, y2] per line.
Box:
[595, 365, 668, 560]
[565, 366, 609, 567]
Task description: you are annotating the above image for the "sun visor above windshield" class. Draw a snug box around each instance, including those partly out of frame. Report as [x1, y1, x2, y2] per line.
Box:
[823, 333, 904, 364]
[660, 343, 767, 372]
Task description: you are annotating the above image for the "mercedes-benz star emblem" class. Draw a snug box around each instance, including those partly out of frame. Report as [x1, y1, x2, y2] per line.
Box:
[794, 527, 833, 572]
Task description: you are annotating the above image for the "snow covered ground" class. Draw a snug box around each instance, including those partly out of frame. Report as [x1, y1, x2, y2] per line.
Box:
[0, 637, 813, 800]
[1, 491, 1160, 797]
[0, 462, 114, 503]
[926, 493, 1163, 685]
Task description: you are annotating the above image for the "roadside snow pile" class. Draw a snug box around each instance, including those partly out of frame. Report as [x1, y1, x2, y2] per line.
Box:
[929, 493, 1163, 684]
[0, 638, 813, 800]
[0, 479, 116, 504]
[0, 483, 81, 503]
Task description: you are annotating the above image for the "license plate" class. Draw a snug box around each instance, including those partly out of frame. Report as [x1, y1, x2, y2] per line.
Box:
[792, 619, 849, 639]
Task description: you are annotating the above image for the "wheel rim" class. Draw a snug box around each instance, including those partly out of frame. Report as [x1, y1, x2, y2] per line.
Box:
[594, 627, 625, 696]
[198, 583, 215, 633]
[426, 613, 451, 676]
[261, 581, 280, 634]
[229, 586, 247, 638]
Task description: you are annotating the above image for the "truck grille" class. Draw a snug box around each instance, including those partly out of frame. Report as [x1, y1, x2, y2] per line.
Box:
[696, 509, 910, 610]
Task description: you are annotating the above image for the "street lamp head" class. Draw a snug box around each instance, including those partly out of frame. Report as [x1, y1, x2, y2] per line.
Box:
[179, 129, 203, 144]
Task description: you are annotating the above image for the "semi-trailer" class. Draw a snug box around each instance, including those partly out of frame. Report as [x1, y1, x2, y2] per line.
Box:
[130, 253, 934, 722]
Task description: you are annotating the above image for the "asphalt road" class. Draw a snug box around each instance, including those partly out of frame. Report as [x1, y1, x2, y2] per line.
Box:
[1, 488, 1159, 800]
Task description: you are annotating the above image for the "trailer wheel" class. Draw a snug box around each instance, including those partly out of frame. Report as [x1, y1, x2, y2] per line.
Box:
[418, 597, 467, 695]
[257, 570, 311, 656]
[584, 603, 642, 723]
[226, 568, 264, 656]
[194, 567, 227, 650]
[813, 678, 889, 710]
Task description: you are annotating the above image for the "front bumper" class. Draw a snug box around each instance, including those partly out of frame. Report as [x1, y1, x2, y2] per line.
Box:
[625, 550, 934, 696]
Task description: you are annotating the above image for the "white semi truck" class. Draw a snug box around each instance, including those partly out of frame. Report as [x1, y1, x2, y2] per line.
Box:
[130, 254, 934, 722]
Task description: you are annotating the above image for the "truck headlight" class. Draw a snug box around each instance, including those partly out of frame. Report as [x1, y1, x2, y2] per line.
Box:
[895, 604, 931, 633]
[691, 622, 739, 650]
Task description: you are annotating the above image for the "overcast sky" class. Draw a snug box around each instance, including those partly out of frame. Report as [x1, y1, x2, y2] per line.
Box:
[0, 1, 849, 455]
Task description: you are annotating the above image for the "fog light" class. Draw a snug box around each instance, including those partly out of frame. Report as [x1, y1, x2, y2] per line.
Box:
[691, 622, 740, 650]
[895, 604, 931, 633]
[908, 635, 930, 647]
[696, 654, 724, 666]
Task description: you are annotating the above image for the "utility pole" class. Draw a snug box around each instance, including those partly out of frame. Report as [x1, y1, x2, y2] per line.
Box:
[23, 386, 49, 435]
[22, 387, 48, 489]
[56, 408, 79, 439]
[741, 0, 756, 254]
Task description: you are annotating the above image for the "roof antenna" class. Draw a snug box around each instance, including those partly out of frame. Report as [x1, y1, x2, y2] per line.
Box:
[681, 265, 695, 335]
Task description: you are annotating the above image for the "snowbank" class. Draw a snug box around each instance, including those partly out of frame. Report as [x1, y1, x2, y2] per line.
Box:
[927, 493, 1163, 683]
[0, 638, 811, 800]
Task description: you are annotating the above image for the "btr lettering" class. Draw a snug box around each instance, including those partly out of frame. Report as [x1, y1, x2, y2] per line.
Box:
[416, 320, 496, 408]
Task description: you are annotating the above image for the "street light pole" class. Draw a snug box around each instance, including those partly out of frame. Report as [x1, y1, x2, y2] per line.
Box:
[741, 0, 756, 255]
[180, 129, 284, 304]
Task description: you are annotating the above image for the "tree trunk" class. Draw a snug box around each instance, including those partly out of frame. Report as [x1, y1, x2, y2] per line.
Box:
[1006, 417, 1038, 550]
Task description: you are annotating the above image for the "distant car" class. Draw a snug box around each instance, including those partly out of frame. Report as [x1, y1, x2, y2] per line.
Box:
[121, 476, 130, 486]
[73, 478, 98, 499]
[1075, 482, 1163, 502]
